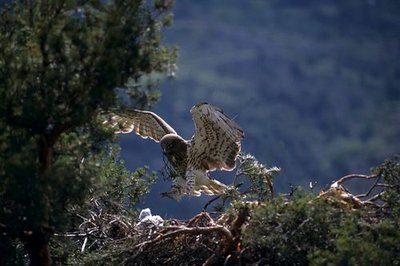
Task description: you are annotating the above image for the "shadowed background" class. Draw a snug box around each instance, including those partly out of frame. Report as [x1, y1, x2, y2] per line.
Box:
[120, 0, 400, 219]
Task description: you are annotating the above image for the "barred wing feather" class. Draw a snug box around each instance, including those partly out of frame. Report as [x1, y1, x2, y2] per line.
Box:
[189, 103, 244, 171]
[106, 109, 177, 142]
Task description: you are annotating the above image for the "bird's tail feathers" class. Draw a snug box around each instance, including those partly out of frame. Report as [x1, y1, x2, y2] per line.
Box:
[197, 178, 227, 195]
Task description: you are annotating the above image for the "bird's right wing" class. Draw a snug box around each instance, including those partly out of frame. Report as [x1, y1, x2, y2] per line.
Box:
[190, 103, 244, 171]
[104, 109, 177, 142]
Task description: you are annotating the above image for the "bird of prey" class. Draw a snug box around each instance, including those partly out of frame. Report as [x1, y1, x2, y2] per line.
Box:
[106, 103, 244, 200]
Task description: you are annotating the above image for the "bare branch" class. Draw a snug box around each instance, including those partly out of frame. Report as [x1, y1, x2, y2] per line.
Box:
[134, 225, 233, 252]
[333, 174, 379, 187]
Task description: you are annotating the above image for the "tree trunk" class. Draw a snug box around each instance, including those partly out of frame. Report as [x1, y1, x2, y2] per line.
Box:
[25, 230, 52, 266]
[26, 136, 53, 266]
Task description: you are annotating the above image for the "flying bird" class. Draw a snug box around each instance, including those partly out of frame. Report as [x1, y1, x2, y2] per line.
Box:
[106, 103, 244, 200]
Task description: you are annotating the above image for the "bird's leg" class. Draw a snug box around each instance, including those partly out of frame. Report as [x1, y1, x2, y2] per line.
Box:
[160, 187, 183, 201]
[185, 169, 196, 195]
[160, 175, 187, 200]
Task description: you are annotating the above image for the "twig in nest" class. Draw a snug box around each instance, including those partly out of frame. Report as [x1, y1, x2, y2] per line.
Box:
[203, 205, 250, 266]
[187, 211, 208, 226]
[365, 191, 386, 203]
[203, 195, 222, 212]
[81, 237, 88, 253]
[134, 225, 233, 252]
[354, 175, 381, 198]
[321, 173, 395, 209]
[331, 174, 389, 203]
[161, 153, 178, 181]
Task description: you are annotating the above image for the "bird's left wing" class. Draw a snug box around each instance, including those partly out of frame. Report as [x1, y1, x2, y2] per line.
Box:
[189, 103, 244, 171]
[104, 109, 177, 143]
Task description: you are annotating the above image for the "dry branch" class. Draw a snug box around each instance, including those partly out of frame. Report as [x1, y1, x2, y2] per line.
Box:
[134, 225, 232, 252]
[319, 170, 398, 212]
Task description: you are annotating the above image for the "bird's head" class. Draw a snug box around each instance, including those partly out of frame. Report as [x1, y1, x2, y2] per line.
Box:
[160, 134, 187, 157]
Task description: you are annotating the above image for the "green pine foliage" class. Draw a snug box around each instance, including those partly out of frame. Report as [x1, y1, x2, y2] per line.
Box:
[240, 156, 400, 265]
[241, 193, 357, 265]
[310, 218, 400, 265]
[0, 0, 175, 264]
[50, 149, 156, 265]
[53, 155, 398, 266]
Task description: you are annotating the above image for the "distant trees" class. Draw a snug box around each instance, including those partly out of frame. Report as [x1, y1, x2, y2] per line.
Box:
[0, 1, 175, 264]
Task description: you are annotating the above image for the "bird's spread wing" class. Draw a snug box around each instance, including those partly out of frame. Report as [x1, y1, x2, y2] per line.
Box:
[105, 109, 177, 142]
[189, 103, 244, 171]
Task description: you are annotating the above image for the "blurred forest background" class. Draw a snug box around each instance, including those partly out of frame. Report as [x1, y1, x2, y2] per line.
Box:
[120, 0, 400, 218]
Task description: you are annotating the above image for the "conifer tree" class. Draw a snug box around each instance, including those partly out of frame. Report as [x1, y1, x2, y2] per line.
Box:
[0, 1, 175, 264]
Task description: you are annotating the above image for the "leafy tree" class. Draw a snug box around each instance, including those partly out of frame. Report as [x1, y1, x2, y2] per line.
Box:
[0, 0, 175, 265]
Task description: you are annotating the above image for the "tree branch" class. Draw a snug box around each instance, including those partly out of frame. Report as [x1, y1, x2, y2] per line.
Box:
[134, 225, 232, 252]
